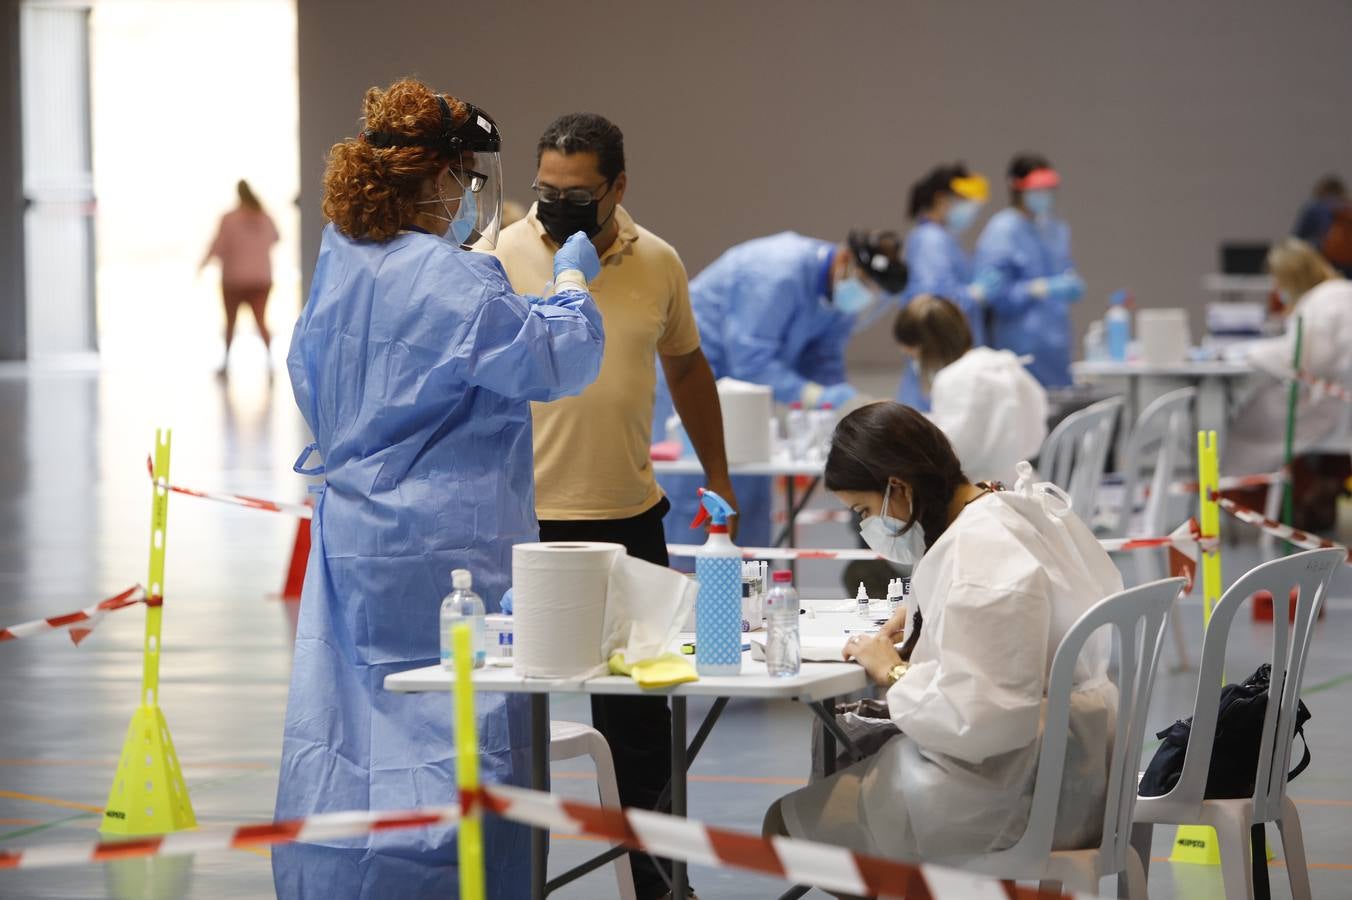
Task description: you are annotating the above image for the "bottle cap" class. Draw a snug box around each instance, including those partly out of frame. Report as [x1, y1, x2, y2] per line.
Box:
[452, 569, 472, 590]
[772, 570, 792, 584]
[789, 401, 802, 410]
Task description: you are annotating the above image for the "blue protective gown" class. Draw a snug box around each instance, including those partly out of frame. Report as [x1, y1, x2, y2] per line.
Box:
[896, 218, 988, 408]
[274, 224, 604, 899]
[654, 232, 853, 554]
[973, 208, 1079, 388]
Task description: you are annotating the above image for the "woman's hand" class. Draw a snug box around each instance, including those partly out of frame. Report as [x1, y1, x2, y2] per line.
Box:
[843, 631, 903, 687]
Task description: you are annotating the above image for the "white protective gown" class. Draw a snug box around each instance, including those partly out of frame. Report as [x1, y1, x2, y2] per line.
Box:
[1224, 279, 1352, 476]
[927, 347, 1049, 485]
[781, 474, 1122, 862]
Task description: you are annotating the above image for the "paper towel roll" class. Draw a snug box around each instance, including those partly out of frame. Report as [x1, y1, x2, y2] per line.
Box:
[512, 542, 623, 678]
[1137, 308, 1191, 366]
[717, 378, 772, 464]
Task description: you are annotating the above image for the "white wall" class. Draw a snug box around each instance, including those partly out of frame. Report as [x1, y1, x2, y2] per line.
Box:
[297, 1, 1352, 367]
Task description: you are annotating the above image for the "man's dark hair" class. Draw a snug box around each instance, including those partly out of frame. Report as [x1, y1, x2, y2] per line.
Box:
[537, 113, 626, 181]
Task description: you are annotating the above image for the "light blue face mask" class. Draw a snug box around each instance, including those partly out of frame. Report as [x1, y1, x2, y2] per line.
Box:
[1023, 189, 1055, 219]
[833, 276, 875, 315]
[944, 199, 981, 234]
[448, 187, 477, 246]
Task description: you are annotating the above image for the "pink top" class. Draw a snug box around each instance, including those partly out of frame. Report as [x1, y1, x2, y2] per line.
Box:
[208, 208, 279, 287]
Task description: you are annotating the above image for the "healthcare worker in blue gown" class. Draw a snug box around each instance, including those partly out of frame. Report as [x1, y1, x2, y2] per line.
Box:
[654, 230, 907, 556]
[898, 163, 991, 409]
[973, 153, 1085, 388]
[273, 79, 605, 900]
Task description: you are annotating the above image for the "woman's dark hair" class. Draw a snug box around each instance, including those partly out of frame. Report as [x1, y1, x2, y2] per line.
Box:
[906, 162, 970, 219]
[537, 112, 626, 181]
[237, 179, 263, 212]
[825, 402, 968, 550]
[1007, 151, 1051, 203]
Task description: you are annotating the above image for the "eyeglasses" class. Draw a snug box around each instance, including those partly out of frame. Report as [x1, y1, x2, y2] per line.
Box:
[449, 168, 489, 193]
[531, 179, 611, 206]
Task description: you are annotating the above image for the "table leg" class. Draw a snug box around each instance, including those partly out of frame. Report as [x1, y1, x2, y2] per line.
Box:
[785, 477, 798, 581]
[670, 695, 688, 899]
[530, 693, 549, 900]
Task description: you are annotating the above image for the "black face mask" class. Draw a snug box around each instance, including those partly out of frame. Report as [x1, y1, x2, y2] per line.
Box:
[536, 190, 614, 245]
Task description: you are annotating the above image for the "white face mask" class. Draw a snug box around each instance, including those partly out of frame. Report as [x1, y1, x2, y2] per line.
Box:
[858, 482, 926, 565]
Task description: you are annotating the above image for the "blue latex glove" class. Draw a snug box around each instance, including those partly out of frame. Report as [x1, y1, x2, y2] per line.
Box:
[1045, 272, 1085, 303]
[818, 382, 857, 409]
[500, 588, 513, 615]
[553, 232, 601, 283]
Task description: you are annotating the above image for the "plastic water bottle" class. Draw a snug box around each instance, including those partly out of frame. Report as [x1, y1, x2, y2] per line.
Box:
[1084, 320, 1108, 363]
[786, 401, 808, 461]
[1106, 290, 1133, 362]
[440, 569, 485, 670]
[807, 402, 835, 463]
[765, 570, 801, 677]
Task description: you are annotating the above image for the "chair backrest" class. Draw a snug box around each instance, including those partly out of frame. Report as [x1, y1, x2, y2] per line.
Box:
[1004, 577, 1185, 871]
[1152, 548, 1343, 821]
[1039, 396, 1125, 520]
[1109, 387, 1196, 539]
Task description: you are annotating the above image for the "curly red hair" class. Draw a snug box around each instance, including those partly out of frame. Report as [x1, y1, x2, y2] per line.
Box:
[322, 78, 468, 242]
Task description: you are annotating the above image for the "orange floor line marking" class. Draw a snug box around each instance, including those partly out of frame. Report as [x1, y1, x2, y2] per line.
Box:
[0, 818, 41, 826]
[0, 758, 270, 770]
[1291, 796, 1352, 808]
[1152, 856, 1352, 871]
[0, 790, 103, 814]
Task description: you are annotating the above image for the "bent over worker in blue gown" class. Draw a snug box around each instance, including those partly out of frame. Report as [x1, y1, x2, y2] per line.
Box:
[654, 230, 906, 556]
[898, 164, 991, 408]
[973, 153, 1084, 389]
[273, 80, 604, 900]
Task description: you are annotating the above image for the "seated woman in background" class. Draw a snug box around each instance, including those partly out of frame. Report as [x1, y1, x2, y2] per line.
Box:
[765, 402, 1119, 864]
[1224, 237, 1352, 476]
[894, 294, 1047, 485]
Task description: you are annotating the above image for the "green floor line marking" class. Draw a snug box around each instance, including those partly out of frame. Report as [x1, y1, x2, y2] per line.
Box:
[0, 811, 96, 842]
[1305, 670, 1352, 695]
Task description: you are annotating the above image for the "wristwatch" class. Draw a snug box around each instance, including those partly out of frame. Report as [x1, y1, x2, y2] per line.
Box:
[885, 661, 910, 687]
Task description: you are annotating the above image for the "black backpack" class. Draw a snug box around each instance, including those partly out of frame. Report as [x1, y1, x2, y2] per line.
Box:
[1140, 664, 1312, 799]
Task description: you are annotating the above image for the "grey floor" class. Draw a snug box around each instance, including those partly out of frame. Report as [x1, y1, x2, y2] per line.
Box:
[0, 359, 1349, 899]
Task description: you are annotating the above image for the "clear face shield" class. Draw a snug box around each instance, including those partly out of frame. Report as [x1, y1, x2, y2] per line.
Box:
[448, 150, 503, 250]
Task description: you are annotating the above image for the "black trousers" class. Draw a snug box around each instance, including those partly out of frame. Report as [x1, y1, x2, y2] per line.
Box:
[538, 496, 675, 900]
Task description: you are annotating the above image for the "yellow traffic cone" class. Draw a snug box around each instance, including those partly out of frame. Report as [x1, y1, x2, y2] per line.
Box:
[101, 430, 196, 835]
[1169, 824, 1222, 865]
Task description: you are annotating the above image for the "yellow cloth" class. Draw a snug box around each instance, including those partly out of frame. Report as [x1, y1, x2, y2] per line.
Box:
[608, 651, 699, 689]
[488, 205, 701, 520]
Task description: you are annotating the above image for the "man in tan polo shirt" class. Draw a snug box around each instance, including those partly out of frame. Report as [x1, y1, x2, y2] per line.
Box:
[489, 112, 733, 900]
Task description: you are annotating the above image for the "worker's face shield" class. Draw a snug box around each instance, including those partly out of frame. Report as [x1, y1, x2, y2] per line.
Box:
[447, 151, 503, 249]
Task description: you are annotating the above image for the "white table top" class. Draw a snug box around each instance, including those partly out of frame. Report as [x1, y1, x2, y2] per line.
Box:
[385, 655, 867, 701]
[1202, 274, 1273, 293]
[1072, 359, 1254, 378]
[652, 458, 825, 477]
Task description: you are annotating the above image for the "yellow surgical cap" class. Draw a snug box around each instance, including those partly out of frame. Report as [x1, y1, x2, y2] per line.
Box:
[950, 174, 990, 203]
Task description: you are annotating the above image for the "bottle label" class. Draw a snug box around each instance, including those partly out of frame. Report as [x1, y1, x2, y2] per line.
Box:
[696, 556, 742, 669]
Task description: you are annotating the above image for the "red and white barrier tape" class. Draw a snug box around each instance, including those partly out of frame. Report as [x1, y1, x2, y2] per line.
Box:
[0, 784, 1087, 898]
[1214, 493, 1352, 565]
[0, 586, 147, 646]
[1171, 469, 1287, 496]
[147, 457, 313, 519]
[0, 802, 461, 872]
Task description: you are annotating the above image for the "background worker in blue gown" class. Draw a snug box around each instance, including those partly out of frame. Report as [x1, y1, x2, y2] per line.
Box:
[655, 230, 907, 554]
[273, 78, 605, 900]
[973, 153, 1085, 388]
[897, 163, 991, 408]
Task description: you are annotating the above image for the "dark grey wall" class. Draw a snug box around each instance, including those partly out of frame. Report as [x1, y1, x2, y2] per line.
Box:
[297, 1, 1352, 365]
[0, 0, 25, 361]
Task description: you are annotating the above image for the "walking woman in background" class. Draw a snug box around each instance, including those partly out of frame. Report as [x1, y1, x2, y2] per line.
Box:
[200, 179, 279, 372]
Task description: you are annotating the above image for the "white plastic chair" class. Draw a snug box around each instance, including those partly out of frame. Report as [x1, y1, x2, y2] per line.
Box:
[952, 576, 1185, 898]
[549, 720, 637, 900]
[1039, 396, 1126, 521]
[1131, 548, 1343, 900]
[1108, 388, 1196, 669]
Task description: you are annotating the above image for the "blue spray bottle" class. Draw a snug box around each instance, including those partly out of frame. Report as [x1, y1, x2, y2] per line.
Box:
[690, 488, 742, 676]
